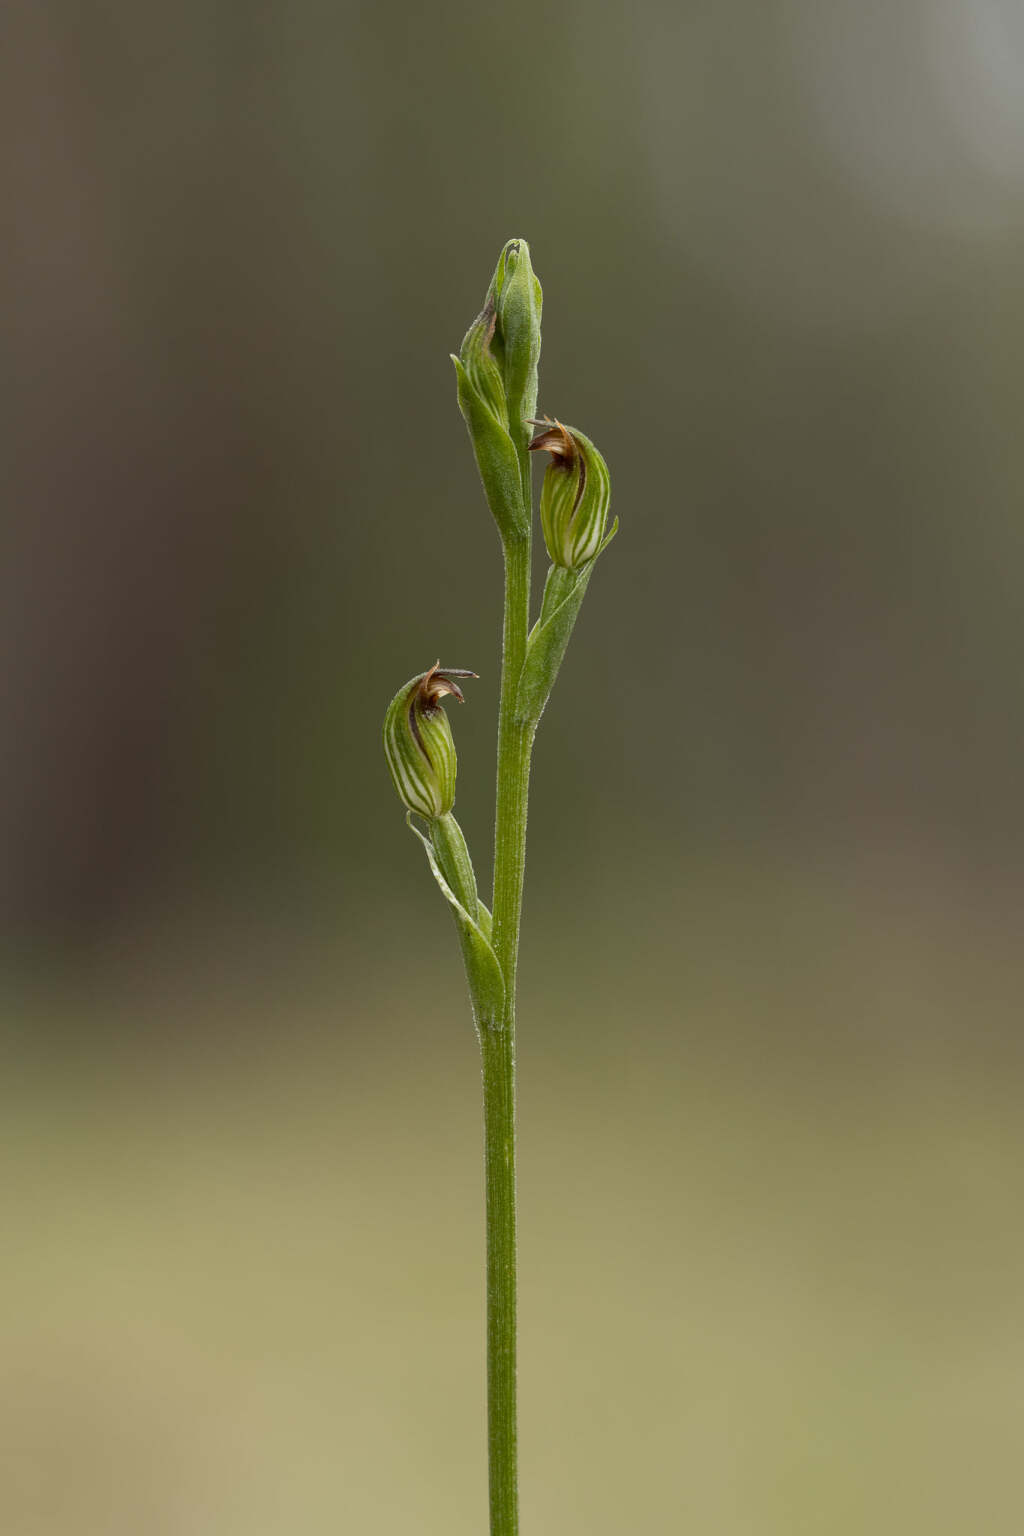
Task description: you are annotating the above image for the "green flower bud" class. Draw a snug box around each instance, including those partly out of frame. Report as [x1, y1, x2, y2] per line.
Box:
[529, 419, 611, 569]
[454, 240, 516, 424]
[455, 239, 542, 442]
[452, 241, 539, 544]
[457, 298, 507, 429]
[383, 665, 475, 819]
[495, 238, 542, 438]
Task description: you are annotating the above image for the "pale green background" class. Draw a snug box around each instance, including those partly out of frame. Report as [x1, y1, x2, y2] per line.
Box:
[4, 2, 1024, 1531]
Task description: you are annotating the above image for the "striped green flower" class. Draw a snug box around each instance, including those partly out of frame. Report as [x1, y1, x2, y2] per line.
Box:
[382, 665, 475, 819]
[529, 419, 611, 570]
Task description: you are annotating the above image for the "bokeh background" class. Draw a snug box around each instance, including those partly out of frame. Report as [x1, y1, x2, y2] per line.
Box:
[5, 2, 1024, 1531]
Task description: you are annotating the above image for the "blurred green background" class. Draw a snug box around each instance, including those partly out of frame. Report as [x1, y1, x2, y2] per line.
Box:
[5, 1, 1024, 1531]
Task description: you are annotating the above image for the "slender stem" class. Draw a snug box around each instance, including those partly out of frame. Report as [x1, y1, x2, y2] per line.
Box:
[481, 519, 533, 1536]
[493, 531, 532, 980]
[480, 1015, 519, 1534]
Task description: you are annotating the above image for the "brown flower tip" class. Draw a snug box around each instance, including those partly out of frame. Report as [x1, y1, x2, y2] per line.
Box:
[528, 417, 577, 467]
[418, 663, 478, 712]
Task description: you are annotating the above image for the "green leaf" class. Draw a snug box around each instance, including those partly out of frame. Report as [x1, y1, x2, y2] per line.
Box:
[406, 813, 505, 1025]
[516, 518, 619, 726]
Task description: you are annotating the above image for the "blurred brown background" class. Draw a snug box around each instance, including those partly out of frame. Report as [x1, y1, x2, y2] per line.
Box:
[4, 2, 1024, 1531]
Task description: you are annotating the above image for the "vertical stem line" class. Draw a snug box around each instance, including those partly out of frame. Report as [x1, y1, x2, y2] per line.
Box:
[483, 524, 533, 1536]
[493, 530, 532, 982]
[480, 1016, 519, 1535]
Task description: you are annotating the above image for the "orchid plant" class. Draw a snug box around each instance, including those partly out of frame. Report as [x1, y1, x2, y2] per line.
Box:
[383, 239, 616, 1535]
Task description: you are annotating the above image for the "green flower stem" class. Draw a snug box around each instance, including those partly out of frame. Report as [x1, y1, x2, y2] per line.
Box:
[479, 1008, 519, 1535]
[483, 526, 533, 1536]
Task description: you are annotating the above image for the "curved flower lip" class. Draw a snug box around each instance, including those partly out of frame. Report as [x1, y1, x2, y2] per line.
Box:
[527, 417, 576, 465]
[417, 662, 478, 710]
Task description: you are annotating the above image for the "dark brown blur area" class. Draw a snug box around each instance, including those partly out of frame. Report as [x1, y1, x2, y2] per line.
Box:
[4, 2, 1024, 1531]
